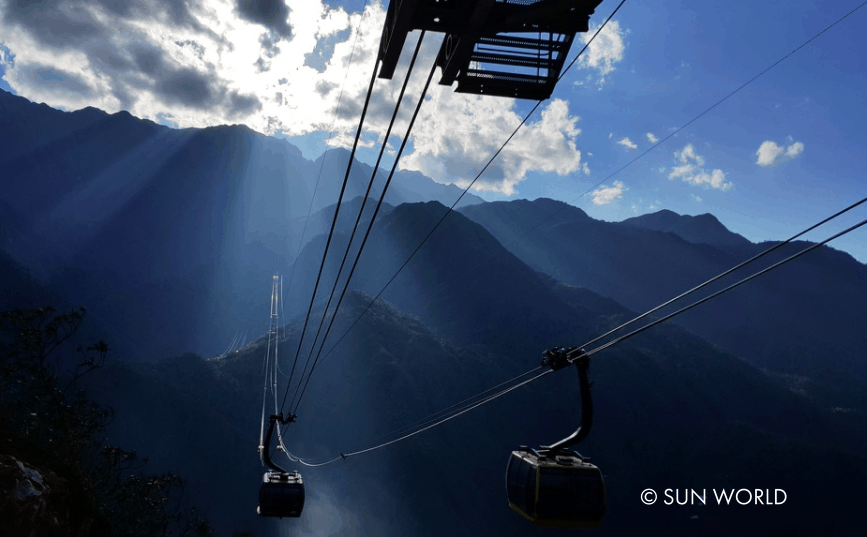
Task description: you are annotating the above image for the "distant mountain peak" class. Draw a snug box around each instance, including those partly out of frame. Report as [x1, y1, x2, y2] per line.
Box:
[693, 212, 721, 224]
[318, 146, 352, 160]
[621, 209, 750, 248]
[531, 197, 590, 218]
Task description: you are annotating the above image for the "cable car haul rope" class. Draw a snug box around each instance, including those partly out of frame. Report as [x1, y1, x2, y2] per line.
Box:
[254, 0, 867, 524]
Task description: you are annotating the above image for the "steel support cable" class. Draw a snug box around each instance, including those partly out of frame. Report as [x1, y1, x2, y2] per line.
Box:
[437, 0, 867, 310]
[259, 280, 278, 461]
[286, 366, 545, 462]
[290, 52, 440, 415]
[274, 277, 288, 449]
[279, 55, 383, 414]
[505, 0, 867, 245]
[281, 1, 372, 393]
[278, 269, 287, 377]
[280, 367, 552, 467]
[313, 2, 627, 366]
[344, 368, 551, 458]
[275, 0, 866, 467]
[275, 278, 281, 414]
[578, 194, 867, 350]
[264, 281, 277, 392]
[580, 216, 867, 360]
[287, 32, 428, 414]
[350, 365, 546, 448]
[314, 0, 866, 365]
[224, 329, 240, 355]
[279, 209, 867, 467]
[557, 0, 627, 84]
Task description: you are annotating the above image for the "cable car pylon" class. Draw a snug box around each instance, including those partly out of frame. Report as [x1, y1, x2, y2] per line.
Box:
[378, 0, 605, 99]
[506, 348, 606, 527]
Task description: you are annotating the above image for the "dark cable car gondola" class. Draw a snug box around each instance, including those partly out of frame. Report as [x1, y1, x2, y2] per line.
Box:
[378, 0, 605, 100]
[258, 414, 305, 518]
[506, 348, 606, 527]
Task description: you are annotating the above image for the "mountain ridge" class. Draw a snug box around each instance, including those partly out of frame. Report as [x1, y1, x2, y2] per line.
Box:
[621, 208, 752, 249]
[460, 197, 867, 411]
[0, 89, 483, 359]
[3, 88, 867, 536]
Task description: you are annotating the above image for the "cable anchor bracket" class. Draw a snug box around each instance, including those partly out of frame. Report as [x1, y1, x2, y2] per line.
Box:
[272, 412, 297, 426]
[541, 346, 584, 371]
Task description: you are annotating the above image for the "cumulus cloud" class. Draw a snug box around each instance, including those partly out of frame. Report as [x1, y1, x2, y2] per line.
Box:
[577, 20, 626, 87]
[0, 0, 266, 115]
[401, 96, 584, 195]
[0, 0, 596, 196]
[616, 136, 637, 150]
[756, 139, 804, 166]
[235, 0, 293, 38]
[646, 132, 658, 143]
[592, 180, 626, 205]
[668, 144, 731, 191]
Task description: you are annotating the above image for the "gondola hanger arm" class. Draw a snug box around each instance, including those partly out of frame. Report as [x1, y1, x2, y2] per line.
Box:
[540, 347, 593, 455]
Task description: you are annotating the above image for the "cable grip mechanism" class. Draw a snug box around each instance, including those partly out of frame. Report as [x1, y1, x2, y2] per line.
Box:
[262, 413, 297, 473]
[541, 346, 583, 370]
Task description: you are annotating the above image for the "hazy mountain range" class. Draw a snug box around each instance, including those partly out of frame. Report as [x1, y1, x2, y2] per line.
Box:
[0, 88, 481, 360]
[460, 199, 867, 410]
[2, 90, 866, 536]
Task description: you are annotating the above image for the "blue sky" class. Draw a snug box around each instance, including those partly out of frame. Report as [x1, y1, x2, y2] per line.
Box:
[1, 0, 865, 261]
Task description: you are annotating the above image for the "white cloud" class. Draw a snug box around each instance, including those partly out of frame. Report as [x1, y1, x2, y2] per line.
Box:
[786, 141, 804, 158]
[756, 139, 804, 166]
[674, 144, 704, 167]
[577, 20, 626, 87]
[592, 180, 627, 205]
[401, 96, 583, 195]
[0, 0, 367, 129]
[668, 143, 731, 191]
[646, 132, 658, 143]
[756, 142, 783, 166]
[616, 137, 637, 150]
[582, 162, 591, 175]
[0, 0, 590, 196]
[692, 194, 703, 202]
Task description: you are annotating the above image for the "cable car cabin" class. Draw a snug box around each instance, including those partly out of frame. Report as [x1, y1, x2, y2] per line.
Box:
[506, 447, 606, 528]
[258, 471, 305, 518]
[378, 0, 605, 100]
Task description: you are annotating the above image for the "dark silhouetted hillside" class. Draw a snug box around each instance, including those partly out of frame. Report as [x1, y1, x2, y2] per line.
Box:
[283, 200, 595, 357]
[86, 287, 867, 537]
